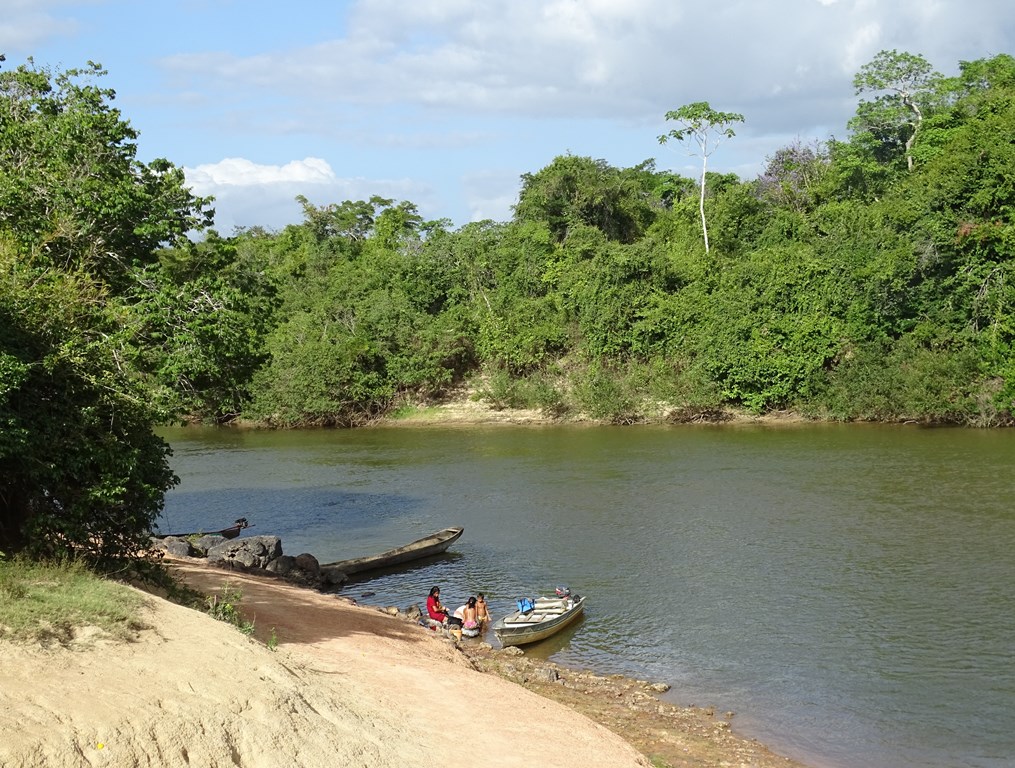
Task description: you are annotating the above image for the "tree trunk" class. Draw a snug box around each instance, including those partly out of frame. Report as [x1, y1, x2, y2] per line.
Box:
[699, 153, 710, 253]
[904, 97, 923, 171]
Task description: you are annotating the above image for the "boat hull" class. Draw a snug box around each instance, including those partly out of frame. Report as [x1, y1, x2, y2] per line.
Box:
[156, 518, 250, 540]
[493, 595, 586, 647]
[321, 526, 464, 577]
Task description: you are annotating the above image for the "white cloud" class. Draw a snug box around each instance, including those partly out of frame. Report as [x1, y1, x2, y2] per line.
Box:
[0, 4, 78, 52]
[157, 0, 1010, 137]
[461, 168, 523, 223]
[185, 157, 337, 189]
[183, 157, 437, 233]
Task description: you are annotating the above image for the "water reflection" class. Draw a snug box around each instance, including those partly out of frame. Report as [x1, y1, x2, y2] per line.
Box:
[161, 424, 1015, 768]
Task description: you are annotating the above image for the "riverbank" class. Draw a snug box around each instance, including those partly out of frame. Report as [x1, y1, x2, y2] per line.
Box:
[172, 560, 809, 768]
[380, 383, 813, 428]
[0, 557, 808, 768]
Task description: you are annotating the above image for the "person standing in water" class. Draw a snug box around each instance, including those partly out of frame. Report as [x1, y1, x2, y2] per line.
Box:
[475, 593, 491, 627]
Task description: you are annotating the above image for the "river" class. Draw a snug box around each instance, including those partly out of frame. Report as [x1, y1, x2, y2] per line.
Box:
[159, 423, 1015, 768]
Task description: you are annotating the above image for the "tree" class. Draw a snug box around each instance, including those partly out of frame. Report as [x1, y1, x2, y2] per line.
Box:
[757, 139, 830, 214]
[852, 50, 942, 171]
[0, 248, 178, 567]
[514, 155, 657, 244]
[658, 102, 744, 253]
[0, 59, 212, 567]
[126, 233, 278, 422]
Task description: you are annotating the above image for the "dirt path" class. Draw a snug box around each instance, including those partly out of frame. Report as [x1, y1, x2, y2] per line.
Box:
[175, 559, 808, 768]
[1, 557, 809, 768]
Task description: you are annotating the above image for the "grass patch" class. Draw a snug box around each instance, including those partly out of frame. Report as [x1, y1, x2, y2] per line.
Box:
[0, 556, 147, 645]
[205, 585, 256, 636]
[387, 403, 444, 420]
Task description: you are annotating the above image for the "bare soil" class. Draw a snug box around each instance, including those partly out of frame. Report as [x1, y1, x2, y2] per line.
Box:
[1, 557, 808, 768]
[381, 385, 813, 428]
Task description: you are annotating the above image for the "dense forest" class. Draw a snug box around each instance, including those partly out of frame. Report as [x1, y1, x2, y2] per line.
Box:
[2, 51, 1014, 564]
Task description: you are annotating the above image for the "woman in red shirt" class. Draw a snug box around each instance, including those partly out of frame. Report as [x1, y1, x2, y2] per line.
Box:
[426, 586, 462, 628]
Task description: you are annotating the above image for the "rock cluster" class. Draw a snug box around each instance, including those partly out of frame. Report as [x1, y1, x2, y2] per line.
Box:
[151, 534, 347, 589]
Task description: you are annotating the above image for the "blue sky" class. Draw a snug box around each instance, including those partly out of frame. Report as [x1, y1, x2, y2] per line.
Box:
[4, 1, 1013, 233]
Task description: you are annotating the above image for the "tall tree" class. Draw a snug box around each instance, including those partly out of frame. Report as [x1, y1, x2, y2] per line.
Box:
[513, 155, 657, 244]
[658, 102, 744, 253]
[852, 49, 942, 171]
[0, 59, 212, 567]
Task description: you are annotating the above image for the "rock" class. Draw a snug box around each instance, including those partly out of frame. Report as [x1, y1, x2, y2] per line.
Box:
[499, 646, 524, 657]
[405, 605, 422, 621]
[153, 537, 192, 557]
[319, 565, 348, 586]
[265, 555, 296, 576]
[273, 553, 322, 586]
[206, 535, 282, 569]
[290, 551, 320, 580]
[647, 682, 671, 693]
[293, 553, 320, 578]
[534, 667, 559, 683]
[382, 606, 399, 616]
[192, 533, 229, 554]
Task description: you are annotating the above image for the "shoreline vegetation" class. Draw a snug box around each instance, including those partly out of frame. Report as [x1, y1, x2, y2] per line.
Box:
[0, 556, 809, 768]
[365, 384, 818, 429]
[12, 51, 1015, 766]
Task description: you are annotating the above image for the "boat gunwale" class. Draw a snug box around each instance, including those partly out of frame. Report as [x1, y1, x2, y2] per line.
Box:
[493, 595, 586, 646]
[321, 526, 464, 575]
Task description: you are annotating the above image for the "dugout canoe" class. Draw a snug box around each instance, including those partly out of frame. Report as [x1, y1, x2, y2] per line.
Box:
[321, 526, 464, 579]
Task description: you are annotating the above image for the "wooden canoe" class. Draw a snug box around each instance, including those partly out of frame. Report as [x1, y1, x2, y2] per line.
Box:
[156, 517, 251, 540]
[493, 594, 586, 647]
[321, 526, 464, 578]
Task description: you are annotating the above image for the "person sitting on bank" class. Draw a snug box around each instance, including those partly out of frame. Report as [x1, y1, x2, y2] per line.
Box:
[426, 586, 462, 629]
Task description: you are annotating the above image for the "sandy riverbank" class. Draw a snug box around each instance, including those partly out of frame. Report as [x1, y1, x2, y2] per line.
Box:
[1, 557, 808, 768]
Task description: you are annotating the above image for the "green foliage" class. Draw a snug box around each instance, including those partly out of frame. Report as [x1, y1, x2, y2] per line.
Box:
[0, 60, 213, 292]
[206, 586, 255, 636]
[659, 102, 746, 254]
[813, 336, 984, 423]
[852, 50, 942, 171]
[570, 363, 641, 424]
[514, 155, 658, 243]
[659, 102, 745, 146]
[475, 367, 569, 416]
[0, 59, 216, 566]
[0, 247, 177, 565]
[6, 48, 1015, 471]
[0, 556, 146, 644]
[676, 243, 843, 412]
[126, 232, 279, 422]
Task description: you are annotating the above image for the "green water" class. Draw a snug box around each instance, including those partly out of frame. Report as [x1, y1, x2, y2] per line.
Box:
[160, 423, 1015, 768]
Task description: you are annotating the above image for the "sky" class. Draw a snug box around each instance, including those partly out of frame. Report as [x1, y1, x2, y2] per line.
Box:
[4, 1, 1014, 234]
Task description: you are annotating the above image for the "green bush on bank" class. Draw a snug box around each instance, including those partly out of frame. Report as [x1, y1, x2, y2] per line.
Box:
[0, 556, 145, 644]
[5, 51, 1015, 573]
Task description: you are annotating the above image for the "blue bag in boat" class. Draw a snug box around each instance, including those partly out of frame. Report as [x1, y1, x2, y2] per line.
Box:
[516, 597, 535, 614]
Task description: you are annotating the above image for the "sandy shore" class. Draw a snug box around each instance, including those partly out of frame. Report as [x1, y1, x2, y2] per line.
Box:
[1, 557, 808, 768]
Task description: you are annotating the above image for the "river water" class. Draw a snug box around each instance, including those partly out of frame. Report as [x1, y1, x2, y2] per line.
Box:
[159, 424, 1015, 768]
